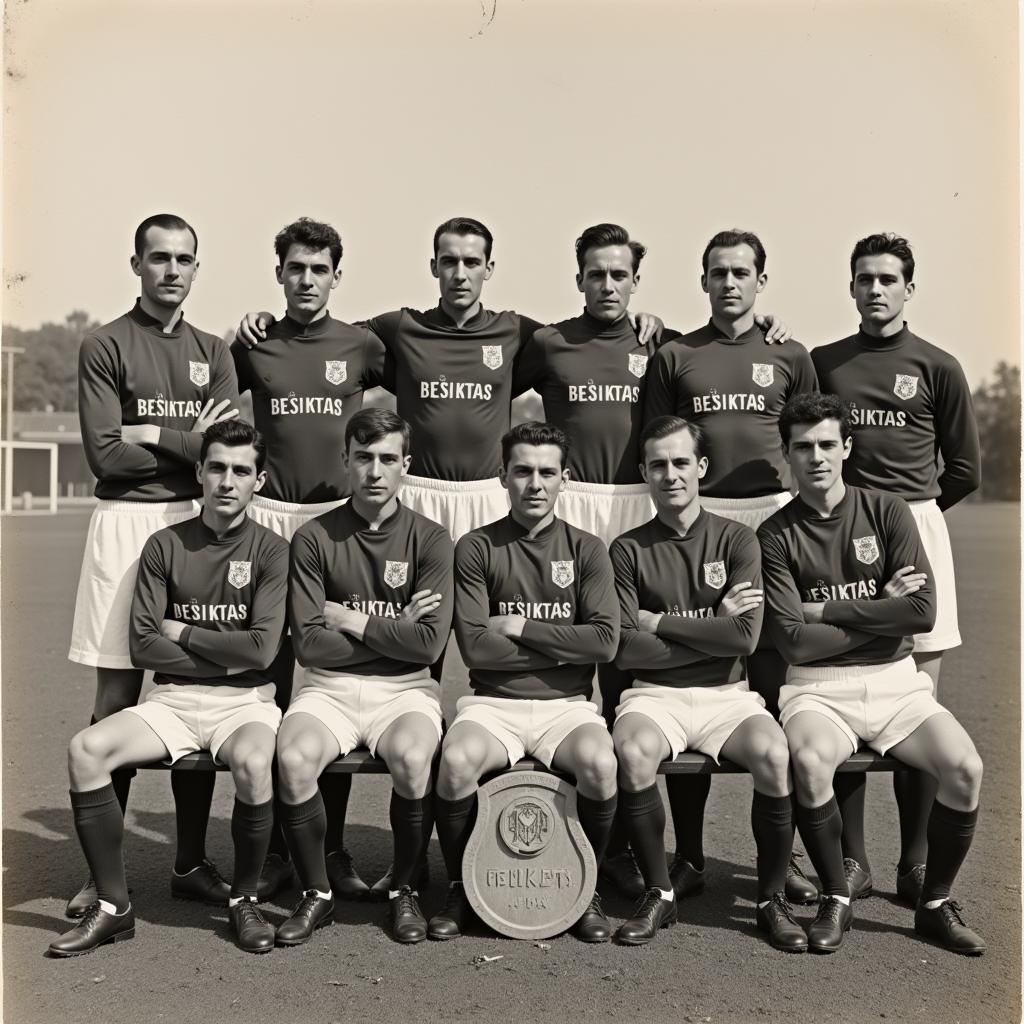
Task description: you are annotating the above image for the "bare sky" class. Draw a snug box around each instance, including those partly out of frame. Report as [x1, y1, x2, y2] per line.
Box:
[3, 0, 1019, 387]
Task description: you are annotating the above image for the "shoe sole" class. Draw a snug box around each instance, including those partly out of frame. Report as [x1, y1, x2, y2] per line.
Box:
[914, 927, 986, 956]
[428, 930, 461, 941]
[275, 918, 334, 947]
[48, 928, 135, 957]
[616, 919, 675, 946]
[238, 942, 275, 954]
[393, 930, 427, 944]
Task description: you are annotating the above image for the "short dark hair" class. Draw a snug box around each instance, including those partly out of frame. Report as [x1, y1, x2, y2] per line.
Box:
[701, 229, 766, 275]
[345, 408, 411, 456]
[501, 421, 570, 470]
[200, 419, 266, 472]
[638, 415, 706, 462]
[274, 217, 343, 270]
[433, 217, 494, 261]
[575, 223, 646, 274]
[850, 232, 915, 283]
[778, 393, 852, 446]
[134, 214, 198, 258]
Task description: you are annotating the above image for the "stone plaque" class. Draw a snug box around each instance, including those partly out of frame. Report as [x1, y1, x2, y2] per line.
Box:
[463, 772, 597, 940]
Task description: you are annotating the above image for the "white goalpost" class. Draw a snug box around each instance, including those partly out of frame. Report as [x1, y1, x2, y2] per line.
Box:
[0, 440, 59, 514]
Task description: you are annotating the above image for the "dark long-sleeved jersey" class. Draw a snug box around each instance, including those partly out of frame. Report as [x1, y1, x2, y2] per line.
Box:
[129, 515, 288, 685]
[610, 509, 762, 687]
[454, 515, 619, 699]
[757, 485, 936, 668]
[643, 321, 818, 498]
[78, 302, 239, 501]
[289, 501, 454, 675]
[512, 311, 659, 484]
[232, 314, 386, 503]
[811, 325, 981, 510]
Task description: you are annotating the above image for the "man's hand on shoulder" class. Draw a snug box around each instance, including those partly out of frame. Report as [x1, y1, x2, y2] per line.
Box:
[627, 312, 664, 346]
[754, 314, 792, 344]
[191, 398, 239, 433]
[235, 311, 277, 349]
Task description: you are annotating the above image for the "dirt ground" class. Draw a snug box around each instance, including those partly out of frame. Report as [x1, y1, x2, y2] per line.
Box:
[2, 503, 1019, 1024]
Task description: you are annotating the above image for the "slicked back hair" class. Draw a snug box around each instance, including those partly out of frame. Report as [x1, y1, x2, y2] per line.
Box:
[274, 217, 343, 270]
[345, 408, 412, 457]
[575, 223, 647, 274]
[850, 232, 915, 284]
[638, 415, 706, 462]
[134, 214, 198, 258]
[701, 229, 767, 275]
[501, 421, 571, 470]
[778, 393, 852, 446]
[433, 217, 494, 260]
[200, 419, 266, 472]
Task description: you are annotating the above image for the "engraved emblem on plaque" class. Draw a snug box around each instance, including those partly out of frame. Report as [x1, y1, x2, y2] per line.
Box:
[500, 799, 553, 856]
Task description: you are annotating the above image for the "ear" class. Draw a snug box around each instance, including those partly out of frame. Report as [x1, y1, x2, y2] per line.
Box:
[756, 272, 767, 294]
[849, 280, 856, 300]
[639, 461, 649, 484]
[558, 468, 570, 491]
[630, 272, 639, 295]
[697, 456, 709, 480]
[700, 273, 709, 294]
[401, 452, 412, 476]
[575, 272, 584, 294]
[330, 267, 343, 290]
[498, 464, 509, 490]
[195, 460, 203, 485]
[841, 436, 852, 461]
[430, 257, 439, 280]
[253, 469, 267, 494]
[131, 254, 142, 277]
[904, 281, 915, 301]
[483, 259, 495, 281]
[275, 264, 284, 285]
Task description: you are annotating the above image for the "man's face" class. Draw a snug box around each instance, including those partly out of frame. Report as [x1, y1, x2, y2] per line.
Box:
[131, 226, 199, 309]
[576, 244, 638, 323]
[431, 232, 494, 311]
[500, 443, 568, 522]
[197, 442, 265, 517]
[640, 427, 707, 515]
[701, 243, 766, 321]
[276, 244, 341, 319]
[783, 418, 851, 495]
[851, 253, 914, 330]
[344, 432, 410, 509]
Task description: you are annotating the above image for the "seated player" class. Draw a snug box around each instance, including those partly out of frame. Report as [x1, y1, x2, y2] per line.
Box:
[276, 409, 453, 946]
[758, 393, 984, 955]
[49, 420, 288, 957]
[610, 416, 804, 950]
[429, 422, 620, 943]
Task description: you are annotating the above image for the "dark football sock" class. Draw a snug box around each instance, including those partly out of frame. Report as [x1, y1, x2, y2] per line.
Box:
[109, 767, 135, 816]
[834, 772, 869, 865]
[604, 809, 631, 860]
[390, 790, 434, 890]
[920, 801, 978, 903]
[171, 770, 216, 874]
[71, 784, 129, 912]
[665, 774, 710, 871]
[895, 769, 937, 872]
[320, 773, 353, 854]
[434, 793, 477, 882]
[576, 792, 618, 866]
[619, 785, 670, 890]
[751, 790, 795, 901]
[279, 791, 330, 893]
[795, 795, 847, 897]
[230, 797, 274, 899]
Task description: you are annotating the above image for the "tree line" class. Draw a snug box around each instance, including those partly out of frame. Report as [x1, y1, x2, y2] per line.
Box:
[2, 313, 1019, 501]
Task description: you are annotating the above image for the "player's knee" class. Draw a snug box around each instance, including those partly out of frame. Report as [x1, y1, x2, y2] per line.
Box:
[388, 744, 433, 790]
[615, 734, 660, 786]
[439, 742, 483, 792]
[235, 747, 273, 790]
[945, 749, 983, 803]
[576, 743, 618, 792]
[68, 727, 109, 775]
[277, 743, 317, 792]
[790, 745, 828, 788]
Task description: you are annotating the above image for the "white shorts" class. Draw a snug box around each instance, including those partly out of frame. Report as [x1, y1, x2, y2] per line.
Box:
[284, 668, 443, 756]
[701, 491, 793, 530]
[399, 474, 508, 543]
[69, 498, 202, 669]
[559, 480, 655, 546]
[125, 683, 281, 764]
[247, 493, 347, 544]
[450, 694, 607, 768]
[615, 679, 772, 763]
[908, 499, 961, 653]
[779, 657, 950, 756]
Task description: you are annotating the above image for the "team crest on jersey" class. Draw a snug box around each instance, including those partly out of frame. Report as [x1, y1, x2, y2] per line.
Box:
[189, 361, 210, 387]
[384, 560, 409, 589]
[893, 374, 918, 400]
[628, 353, 648, 378]
[752, 363, 774, 388]
[703, 561, 727, 589]
[853, 536, 880, 564]
[325, 360, 347, 386]
[227, 561, 251, 589]
[551, 560, 575, 589]
[482, 345, 503, 370]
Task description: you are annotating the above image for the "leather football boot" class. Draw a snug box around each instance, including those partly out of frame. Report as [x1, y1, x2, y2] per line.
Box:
[843, 857, 873, 900]
[914, 900, 986, 956]
[368, 858, 430, 902]
[615, 888, 677, 945]
[66, 876, 133, 918]
[229, 897, 276, 954]
[325, 848, 370, 900]
[428, 882, 474, 941]
[807, 895, 853, 953]
[276, 890, 336, 946]
[171, 859, 231, 905]
[896, 863, 927, 907]
[667, 854, 706, 900]
[598, 848, 645, 900]
[49, 903, 135, 957]
[755, 892, 808, 953]
[389, 885, 428, 944]
[784, 852, 819, 905]
[570, 892, 611, 943]
[256, 853, 296, 903]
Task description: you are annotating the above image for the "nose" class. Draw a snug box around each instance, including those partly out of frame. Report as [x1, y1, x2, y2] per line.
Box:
[600, 274, 614, 294]
[300, 267, 314, 287]
[165, 258, 181, 278]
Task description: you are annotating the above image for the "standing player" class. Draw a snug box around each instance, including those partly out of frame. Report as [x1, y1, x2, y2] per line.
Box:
[811, 233, 981, 905]
[50, 420, 288, 956]
[428, 422, 620, 943]
[276, 409, 453, 946]
[642, 229, 819, 903]
[758, 393, 984, 955]
[610, 416, 804, 950]
[232, 217, 387, 901]
[66, 214, 240, 917]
